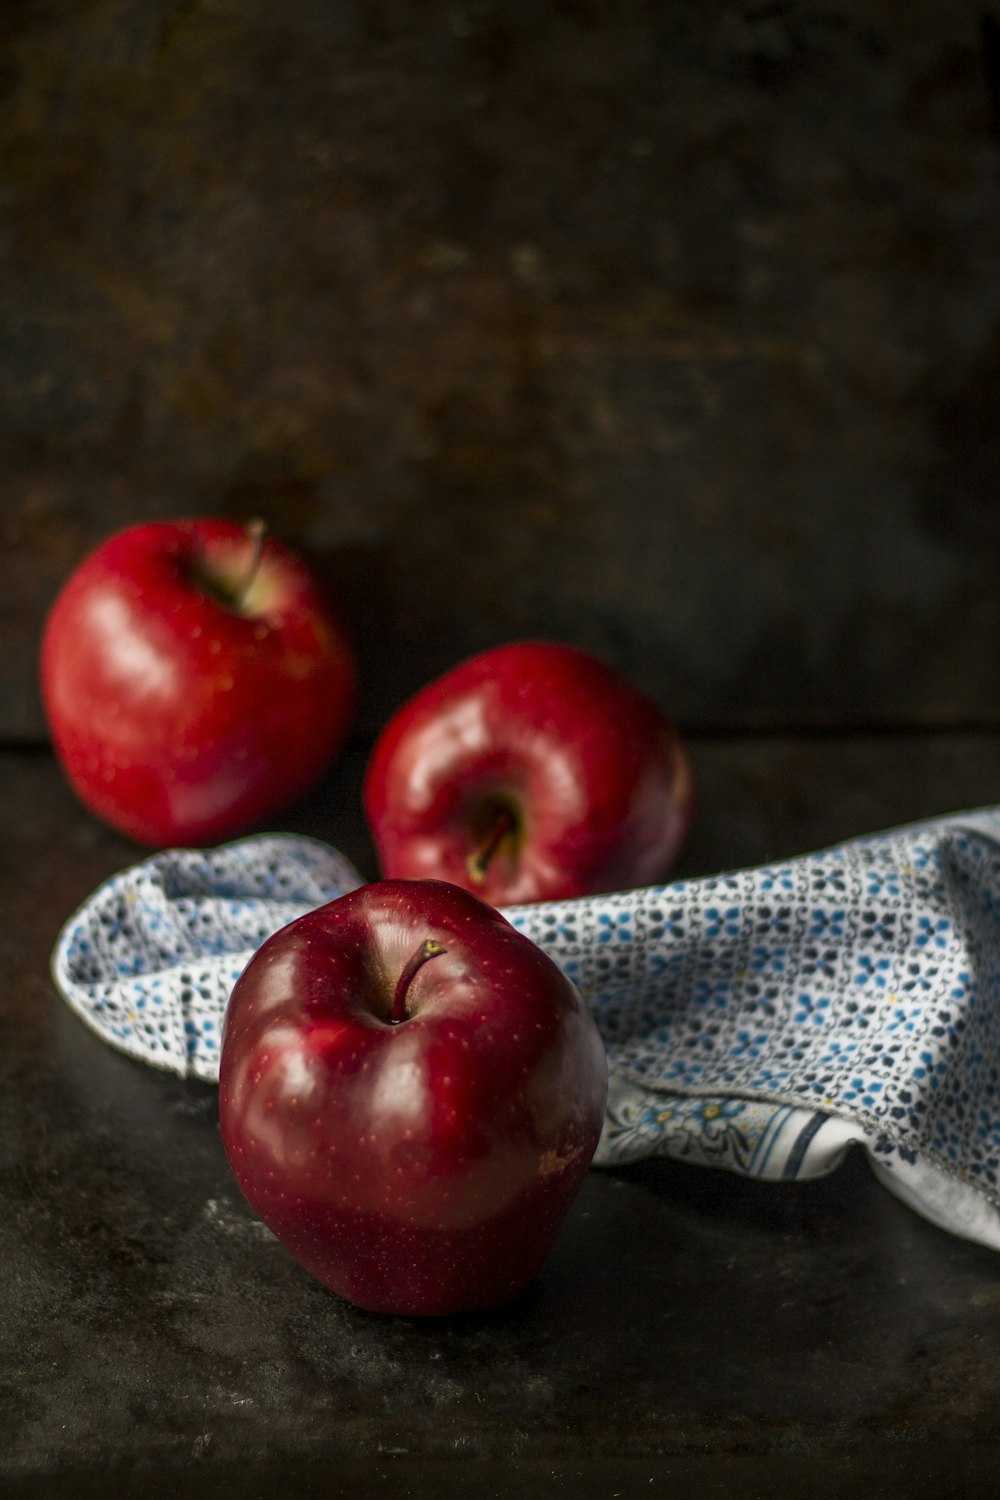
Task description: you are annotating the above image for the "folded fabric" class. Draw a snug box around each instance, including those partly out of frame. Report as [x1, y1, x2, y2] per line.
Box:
[52, 810, 1000, 1252]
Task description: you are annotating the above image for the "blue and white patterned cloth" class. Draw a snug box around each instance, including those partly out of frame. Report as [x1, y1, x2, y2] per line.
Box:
[52, 809, 1000, 1252]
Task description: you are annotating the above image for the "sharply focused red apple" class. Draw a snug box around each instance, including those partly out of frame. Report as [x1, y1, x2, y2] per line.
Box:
[41, 518, 356, 846]
[364, 641, 694, 905]
[218, 879, 608, 1316]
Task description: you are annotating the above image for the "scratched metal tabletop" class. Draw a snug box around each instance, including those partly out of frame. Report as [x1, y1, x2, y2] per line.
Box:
[2, 741, 1000, 1499]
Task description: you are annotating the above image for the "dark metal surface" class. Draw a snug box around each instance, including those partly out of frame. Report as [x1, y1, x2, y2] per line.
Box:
[3, 743, 1000, 1497]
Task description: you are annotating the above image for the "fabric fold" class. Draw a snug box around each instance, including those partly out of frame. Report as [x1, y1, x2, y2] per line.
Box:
[52, 809, 1000, 1250]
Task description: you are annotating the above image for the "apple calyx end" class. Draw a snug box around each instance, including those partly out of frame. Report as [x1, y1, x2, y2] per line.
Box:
[391, 938, 447, 1024]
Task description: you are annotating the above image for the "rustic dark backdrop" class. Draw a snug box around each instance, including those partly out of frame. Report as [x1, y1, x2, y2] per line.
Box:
[5, 7, 1000, 1496]
[3, 0, 999, 751]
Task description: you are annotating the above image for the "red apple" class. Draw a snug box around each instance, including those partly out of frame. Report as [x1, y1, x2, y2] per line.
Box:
[364, 641, 693, 905]
[41, 518, 356, 846]
[218, 878, 608, 1316]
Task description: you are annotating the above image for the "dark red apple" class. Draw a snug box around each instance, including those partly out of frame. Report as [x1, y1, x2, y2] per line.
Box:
[41, 518, 356, 846]
[218, 878, 608, 1316]
[364, 641, 693, 905]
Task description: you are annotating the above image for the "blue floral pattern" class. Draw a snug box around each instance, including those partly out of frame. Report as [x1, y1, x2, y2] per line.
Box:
[51, 810, 1000, 1251]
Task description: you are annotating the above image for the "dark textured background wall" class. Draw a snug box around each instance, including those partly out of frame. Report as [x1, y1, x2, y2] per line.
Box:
[3, 0, 999, 743]
[5, 10, 1000, 1481]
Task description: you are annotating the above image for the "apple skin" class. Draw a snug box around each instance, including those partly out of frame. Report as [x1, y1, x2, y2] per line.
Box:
[218, 879, 608, 1316]
[363, 641, 694, 905]
[40, 518, 356, 846]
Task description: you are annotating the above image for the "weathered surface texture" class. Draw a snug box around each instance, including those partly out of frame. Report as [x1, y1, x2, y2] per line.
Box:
[2, 1, 1000, 738]
[4, 6, 1000, 1495]
[3, 742, 1000, 1497]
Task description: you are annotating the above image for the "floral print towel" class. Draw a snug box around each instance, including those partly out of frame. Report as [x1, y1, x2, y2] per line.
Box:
[52, 809, 1000, 1251]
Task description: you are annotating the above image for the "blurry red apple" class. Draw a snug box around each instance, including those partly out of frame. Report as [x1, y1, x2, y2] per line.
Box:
[218, 878, 608, 1316]
[364, 641, 693, 905]
[41, 517, 355, 846]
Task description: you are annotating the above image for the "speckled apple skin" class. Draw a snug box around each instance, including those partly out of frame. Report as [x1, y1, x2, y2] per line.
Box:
[364, 641, 693, 905]
[41, 518, 355, 846]
[219, 880, 608, 1316]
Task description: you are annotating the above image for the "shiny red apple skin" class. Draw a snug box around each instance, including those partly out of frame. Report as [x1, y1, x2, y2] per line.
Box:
[364, 641, 694, 905]
[218, 879, 608, 1317]
[41, 518, 356, 846]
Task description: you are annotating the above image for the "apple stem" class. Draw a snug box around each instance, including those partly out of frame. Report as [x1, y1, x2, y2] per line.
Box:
[466, 807, 517, 885]
[233, 518, 267, 609]
[392, 938, 447, 1024]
